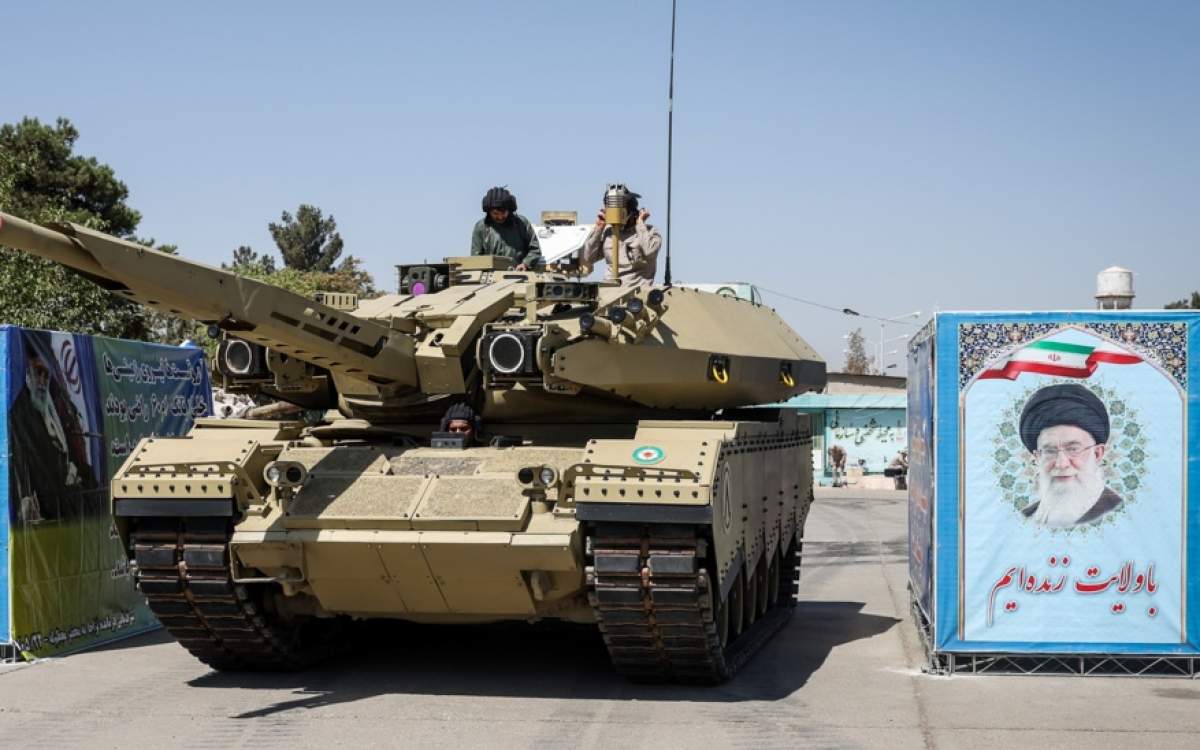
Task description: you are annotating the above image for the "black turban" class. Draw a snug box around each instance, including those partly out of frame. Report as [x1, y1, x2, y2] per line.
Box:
[1018, 384, 1110, 453]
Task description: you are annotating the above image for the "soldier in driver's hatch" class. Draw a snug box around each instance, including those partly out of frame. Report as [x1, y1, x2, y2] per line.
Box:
[470, 186, 542, 270]
[579, 189, 662, 287]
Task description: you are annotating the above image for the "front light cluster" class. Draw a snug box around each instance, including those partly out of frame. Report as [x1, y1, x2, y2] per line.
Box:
[263, 461, 307, 488]
[517, 465, 558, 488]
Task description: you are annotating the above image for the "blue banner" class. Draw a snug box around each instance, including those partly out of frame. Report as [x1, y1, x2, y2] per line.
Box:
[931, 311, 1200, 654]
[0, 327, 10, 645]
[1, 325, 211, 658]
[907, 324, 935, 619]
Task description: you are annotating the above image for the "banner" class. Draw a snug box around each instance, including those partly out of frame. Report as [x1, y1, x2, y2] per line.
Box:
[926, 312, 1200, 655]
[2, 326, 211, 657]
[907, 325, 935, 618]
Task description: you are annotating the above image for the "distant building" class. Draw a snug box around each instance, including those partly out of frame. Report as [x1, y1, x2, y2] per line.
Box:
[765, 372, 906, 485]
[1095, 266, 1135, 310]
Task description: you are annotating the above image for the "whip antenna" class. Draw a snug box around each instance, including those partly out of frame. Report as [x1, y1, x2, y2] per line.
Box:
[664, 0, 677, 286]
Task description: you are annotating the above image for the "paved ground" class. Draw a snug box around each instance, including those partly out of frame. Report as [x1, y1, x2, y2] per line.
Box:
[3, 489, 1200, 749]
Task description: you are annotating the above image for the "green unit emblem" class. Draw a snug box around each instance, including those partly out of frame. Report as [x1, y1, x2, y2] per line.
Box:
[632, 445, 666, 465]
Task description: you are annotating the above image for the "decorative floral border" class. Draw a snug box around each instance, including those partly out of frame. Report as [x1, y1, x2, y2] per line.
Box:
[959, 322, 1188, 390]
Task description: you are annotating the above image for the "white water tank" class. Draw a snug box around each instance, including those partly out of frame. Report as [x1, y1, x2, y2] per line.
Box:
[1095, 266, 1134, 310]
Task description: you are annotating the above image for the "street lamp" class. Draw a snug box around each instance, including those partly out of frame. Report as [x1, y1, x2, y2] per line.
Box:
[877, 310, 921, 373]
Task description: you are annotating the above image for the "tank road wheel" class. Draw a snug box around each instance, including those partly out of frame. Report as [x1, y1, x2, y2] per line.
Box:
[754, 550, 770, 619]
[727, 569, 745, 639]
[743, 561, 759, 628]
[713, 574, 731, 649]
[130, 516, 344, 671]
[766, 546, 781, 612]
[778, 534, 800, 610]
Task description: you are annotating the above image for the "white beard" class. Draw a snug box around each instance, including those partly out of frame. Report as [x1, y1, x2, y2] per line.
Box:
[1034, 464, 1106, 528]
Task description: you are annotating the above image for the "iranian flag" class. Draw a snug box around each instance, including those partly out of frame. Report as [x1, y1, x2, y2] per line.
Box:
[979, 340, 1142, 380]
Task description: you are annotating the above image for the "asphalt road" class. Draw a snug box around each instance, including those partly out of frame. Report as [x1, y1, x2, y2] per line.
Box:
[2, 489, 1199, 749]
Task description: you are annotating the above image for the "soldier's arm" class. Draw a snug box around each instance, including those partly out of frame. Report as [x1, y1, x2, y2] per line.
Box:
[470, 222, 485, 255]
[520, 216, 543, 267]
[580, 224, 605, 264]
[632, 223, 663, 263]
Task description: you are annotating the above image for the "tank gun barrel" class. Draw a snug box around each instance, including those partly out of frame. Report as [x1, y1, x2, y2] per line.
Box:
[0, 212, 418, 389]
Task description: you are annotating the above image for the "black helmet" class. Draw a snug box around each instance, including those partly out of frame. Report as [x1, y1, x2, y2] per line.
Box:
[440, 402, 481, 432]
[482, 186, 517, 213]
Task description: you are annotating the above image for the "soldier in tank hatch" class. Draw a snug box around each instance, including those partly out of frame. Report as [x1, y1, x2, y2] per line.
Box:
[1019, 383, 1123, 528]
[579, 188, 662, 287]
[470, 186, 542, 270]
[439, 402, 482, 445]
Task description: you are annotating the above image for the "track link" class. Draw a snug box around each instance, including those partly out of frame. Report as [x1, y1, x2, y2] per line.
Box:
[588, 523, 799, 683]
[129, 516, 326, 670]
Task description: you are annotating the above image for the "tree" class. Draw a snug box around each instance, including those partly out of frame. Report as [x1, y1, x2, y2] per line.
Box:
[843, 328, 875, 375]
[1166, 291, 1200, 310]
[329, 254, 376, 297]
[225, 245, 277, 274]
[0, 117, 155, 339]
[263, 205, 374, 295]
[224, 241, 374, 298]
[269, 204, 345, 272]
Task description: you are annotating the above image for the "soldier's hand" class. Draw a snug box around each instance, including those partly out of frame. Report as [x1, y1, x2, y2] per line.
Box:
[638, 208, 650, 223]
[515, 263, 529, 271]
[595, 210, 606, 228]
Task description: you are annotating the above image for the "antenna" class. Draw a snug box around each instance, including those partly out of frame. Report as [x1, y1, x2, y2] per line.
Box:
[664, 0, 677, 286]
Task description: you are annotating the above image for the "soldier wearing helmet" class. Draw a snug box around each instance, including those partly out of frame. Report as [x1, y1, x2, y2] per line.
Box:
[470, 186, 542, 271]
[579, 189, 662, 287]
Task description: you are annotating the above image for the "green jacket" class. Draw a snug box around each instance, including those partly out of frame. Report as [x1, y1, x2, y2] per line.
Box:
[470, 214, 542, 267]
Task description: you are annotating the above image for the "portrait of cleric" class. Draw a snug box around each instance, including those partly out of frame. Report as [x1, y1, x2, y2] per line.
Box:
[1018, 383, 1122, 529]
[9, 336, 99, 524]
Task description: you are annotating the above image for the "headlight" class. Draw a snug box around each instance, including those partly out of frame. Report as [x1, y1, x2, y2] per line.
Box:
[263, 461, 307, 488]
[223, 340, 255, 374]
[487, 332, 526, 374]
[217, 338, 270, 379]
[517, 465, 558, 488]
[481, 330, 542, 378]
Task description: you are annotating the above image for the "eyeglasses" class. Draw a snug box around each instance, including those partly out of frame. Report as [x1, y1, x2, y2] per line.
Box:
[1035, 444, 1097, 462]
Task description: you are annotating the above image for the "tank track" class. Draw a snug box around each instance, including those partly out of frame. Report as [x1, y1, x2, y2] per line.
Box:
[128, 516, 330, 671]
[587, 522, 798, 683]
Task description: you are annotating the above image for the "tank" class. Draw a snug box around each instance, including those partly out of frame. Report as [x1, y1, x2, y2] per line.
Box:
[0, 210, 826, 682]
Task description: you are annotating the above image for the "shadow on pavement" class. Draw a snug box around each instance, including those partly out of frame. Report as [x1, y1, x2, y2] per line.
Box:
[186, 600, 899, 716]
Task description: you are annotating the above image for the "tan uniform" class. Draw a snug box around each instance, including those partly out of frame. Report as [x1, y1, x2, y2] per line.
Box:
[580, 220, 662, 287]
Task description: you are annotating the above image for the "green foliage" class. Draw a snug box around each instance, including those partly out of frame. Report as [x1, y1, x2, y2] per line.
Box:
[232, 263, 374, 298]
[224, 245, 277, 274]
[269, 204, 345, 272]
[1165, 291, 1200, 310]
[267, 204, 374, 295]
[842, 327, 875, 375]
[0, 117, 154, 339]
[224, 242, 374, 297]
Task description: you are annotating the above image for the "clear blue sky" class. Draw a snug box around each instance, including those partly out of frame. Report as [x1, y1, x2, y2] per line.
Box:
[4, 1, 1197, 371]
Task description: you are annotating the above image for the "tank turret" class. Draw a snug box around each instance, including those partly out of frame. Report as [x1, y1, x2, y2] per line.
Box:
[0, 212, 823, 419]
